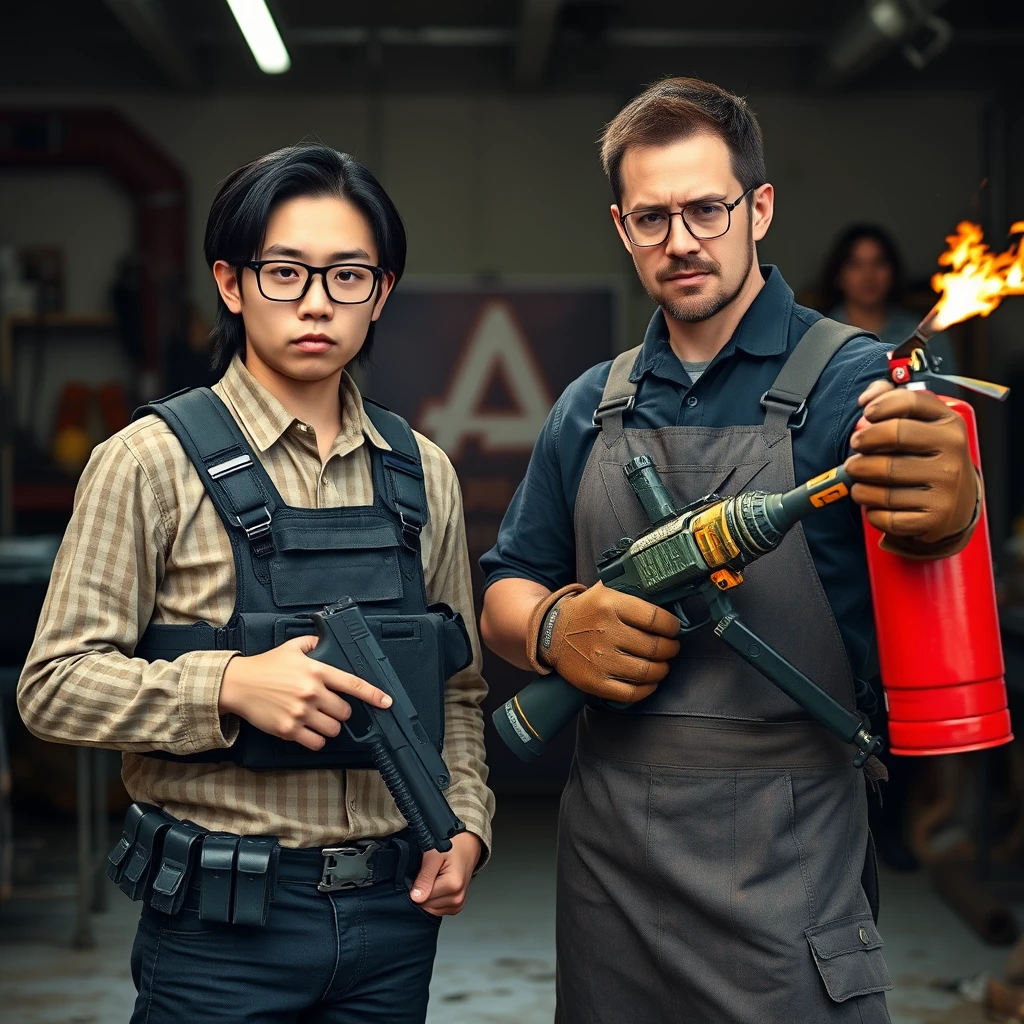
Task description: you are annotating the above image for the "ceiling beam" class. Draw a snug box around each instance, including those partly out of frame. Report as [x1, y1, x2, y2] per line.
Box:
[514, 0, 563, 89]
[104, 0, 201, 90]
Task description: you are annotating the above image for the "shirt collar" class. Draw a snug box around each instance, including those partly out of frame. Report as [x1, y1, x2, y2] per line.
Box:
[216, 355, 391, 454]
[630, 265, 794, 383]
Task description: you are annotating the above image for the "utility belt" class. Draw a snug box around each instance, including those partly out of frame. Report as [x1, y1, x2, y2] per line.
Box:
[106, 802, 422, 927]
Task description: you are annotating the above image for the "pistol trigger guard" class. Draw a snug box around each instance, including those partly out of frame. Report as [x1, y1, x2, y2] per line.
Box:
[677, 616, 707, 634]
[341, 717, 373, 746]
[673, 600, 711, 634]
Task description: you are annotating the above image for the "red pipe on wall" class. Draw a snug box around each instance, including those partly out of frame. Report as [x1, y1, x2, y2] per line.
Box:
[0, 108, 187, 387]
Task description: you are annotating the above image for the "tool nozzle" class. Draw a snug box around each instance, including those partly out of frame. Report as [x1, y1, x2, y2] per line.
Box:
[767, 466, 854, 533]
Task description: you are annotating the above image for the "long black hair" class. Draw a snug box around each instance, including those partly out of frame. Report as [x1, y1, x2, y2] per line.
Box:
[818, 223, 906, 313]
[204, 144, 407, 374]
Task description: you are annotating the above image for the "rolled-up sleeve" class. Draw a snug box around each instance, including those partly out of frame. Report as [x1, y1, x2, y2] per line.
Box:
[17, 435, 239, 755]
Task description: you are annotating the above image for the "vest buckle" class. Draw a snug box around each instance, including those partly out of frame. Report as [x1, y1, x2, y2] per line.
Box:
[399, 511, 423, 549]
[208, 453, 253, 480]
[234, 506, 272, 540]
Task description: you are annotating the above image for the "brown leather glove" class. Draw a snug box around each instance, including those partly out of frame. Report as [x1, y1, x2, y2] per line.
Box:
[845, 385, 982, 555]
[525, 581, 681, 703]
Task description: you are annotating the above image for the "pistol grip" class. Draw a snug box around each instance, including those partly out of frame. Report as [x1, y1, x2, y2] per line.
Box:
[304, 613, 334, 665]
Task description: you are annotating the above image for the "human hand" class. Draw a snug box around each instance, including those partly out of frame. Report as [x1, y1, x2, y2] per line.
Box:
[526, 581, 680, 703]
[846, 382, 979, 544]
[408, 832, 483, 917]
[218, 635, 393, 750]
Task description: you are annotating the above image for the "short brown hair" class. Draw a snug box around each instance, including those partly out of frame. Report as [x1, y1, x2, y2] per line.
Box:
[599, 78, 766, 207]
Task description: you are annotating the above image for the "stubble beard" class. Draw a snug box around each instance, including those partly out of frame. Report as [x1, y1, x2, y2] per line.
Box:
[651, 231, 755, 325]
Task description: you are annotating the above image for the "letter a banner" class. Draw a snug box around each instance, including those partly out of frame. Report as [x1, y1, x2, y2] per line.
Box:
[364, 281, 620, 791]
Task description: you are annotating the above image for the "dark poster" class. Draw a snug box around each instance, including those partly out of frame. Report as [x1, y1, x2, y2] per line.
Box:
[364, 283, 620, 793]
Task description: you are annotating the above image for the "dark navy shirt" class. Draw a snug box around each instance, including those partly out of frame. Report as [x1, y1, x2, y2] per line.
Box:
[481, 266, 893, 687]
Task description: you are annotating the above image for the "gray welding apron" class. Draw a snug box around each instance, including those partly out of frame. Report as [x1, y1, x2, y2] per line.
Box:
[555, 320, 892, 1024]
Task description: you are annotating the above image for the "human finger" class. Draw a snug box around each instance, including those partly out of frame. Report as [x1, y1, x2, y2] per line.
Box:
[849, 418, 948, 455]
[857, 379, 895, 407]
[320, 668, 393, 708]
[410, 852, 443, 903]
[315, 689, 353, 723]
[420, 895, 465, 916]
[421, 870, 465, 901]
[285, 633, 320, 654]
[862, 387, 951, 424]
[845, 453, 941, 489]
[611, 595, 682, 638]
[593, 677, 661, 703]
[289, 725, 328, 751]
[863, 508, 936, 536]
[848, 482, 930, 512]
[303, 709, 344, 739]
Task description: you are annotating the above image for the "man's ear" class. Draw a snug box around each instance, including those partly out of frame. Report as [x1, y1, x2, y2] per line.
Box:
[610, 205, 633, 255]
[370, 272, 396, 323]
[212, 261, 243, 314]
[751, 184, 774, 244]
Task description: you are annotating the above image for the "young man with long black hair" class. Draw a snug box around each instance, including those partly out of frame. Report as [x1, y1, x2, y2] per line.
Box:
[19, 144, 493, 1023]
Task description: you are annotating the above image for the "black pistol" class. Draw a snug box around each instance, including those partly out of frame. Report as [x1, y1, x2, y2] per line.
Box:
[307, 597, 465, 852]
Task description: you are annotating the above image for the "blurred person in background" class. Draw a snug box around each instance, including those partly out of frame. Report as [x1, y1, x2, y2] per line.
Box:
[820, 223, 958, 378]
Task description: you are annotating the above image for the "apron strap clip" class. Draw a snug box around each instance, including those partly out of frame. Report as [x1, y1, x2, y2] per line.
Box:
[759, 389, 808, 431]
[592, 394, 635, 427]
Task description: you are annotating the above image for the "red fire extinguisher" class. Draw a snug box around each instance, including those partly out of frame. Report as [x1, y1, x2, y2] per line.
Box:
[861, 337, 1012, 755]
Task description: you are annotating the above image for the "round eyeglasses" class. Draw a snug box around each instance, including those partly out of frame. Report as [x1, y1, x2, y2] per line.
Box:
[242, 260, 384, 304]
[620, 186, 762, 246]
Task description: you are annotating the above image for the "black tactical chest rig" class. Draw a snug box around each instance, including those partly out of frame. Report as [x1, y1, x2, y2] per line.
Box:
[132, 388, 471, 771]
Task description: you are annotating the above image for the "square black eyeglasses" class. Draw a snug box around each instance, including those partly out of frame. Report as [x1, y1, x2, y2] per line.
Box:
[239, 260, 384, 304]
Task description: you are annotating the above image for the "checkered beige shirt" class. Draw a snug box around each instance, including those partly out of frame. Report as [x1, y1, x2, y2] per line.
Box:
[18, 357, 494, 855]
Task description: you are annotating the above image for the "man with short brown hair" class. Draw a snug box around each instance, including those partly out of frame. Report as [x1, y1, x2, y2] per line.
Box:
[481, 78, 980, 1023]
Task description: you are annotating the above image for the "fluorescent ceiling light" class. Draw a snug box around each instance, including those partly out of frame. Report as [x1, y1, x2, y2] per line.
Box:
[225, 0, 291, 74]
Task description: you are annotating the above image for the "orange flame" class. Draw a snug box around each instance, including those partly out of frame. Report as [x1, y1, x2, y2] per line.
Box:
[927, 220, 1024, 332]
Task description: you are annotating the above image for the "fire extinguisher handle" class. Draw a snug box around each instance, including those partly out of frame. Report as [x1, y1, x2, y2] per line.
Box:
[711, 604, 883, 768]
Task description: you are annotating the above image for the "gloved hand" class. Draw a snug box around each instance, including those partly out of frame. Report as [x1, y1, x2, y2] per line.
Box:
[525, 581, 681, 702]
[845, 381, 982, 554]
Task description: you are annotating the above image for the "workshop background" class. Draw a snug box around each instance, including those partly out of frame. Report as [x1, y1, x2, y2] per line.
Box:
[2, 2, 1024, 1022]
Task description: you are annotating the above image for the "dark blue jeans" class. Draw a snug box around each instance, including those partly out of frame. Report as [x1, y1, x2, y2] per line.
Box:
[129, 874, 442, 1023]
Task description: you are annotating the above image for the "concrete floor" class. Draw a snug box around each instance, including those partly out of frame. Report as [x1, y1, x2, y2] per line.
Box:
[0, 798, 1018, 1024]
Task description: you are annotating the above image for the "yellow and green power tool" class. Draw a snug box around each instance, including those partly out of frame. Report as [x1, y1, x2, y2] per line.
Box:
[493, 456, 883, 768]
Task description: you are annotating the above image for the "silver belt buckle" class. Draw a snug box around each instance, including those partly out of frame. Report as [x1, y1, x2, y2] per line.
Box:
[318, 841, 382, 892]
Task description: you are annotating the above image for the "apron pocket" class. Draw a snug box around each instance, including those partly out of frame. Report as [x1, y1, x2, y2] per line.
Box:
[805, 914, 892, 1002]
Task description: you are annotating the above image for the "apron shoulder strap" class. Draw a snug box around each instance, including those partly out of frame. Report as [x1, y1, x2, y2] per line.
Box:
[761, 318, 869, 448]
[132, 388, 283, 559]
[593, 345, 643, 444]
[362, 398, 429, 548]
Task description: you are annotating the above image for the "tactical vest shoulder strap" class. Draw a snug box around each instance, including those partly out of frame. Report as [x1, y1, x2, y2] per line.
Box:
[362, 398, 429, 549]
[761, 319, 868, 448]
[132, 388, 283, 560]
[593, 345, 643, 445]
